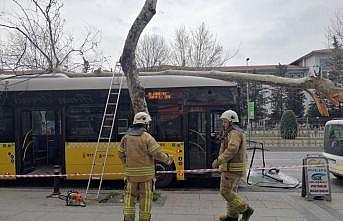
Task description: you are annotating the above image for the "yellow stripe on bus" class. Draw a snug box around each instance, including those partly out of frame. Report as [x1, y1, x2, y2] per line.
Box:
[0, 143, 16, 180]
[65, 142, 185, 181]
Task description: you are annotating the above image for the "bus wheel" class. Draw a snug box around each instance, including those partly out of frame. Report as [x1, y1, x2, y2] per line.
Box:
[155, 162, 174, 188]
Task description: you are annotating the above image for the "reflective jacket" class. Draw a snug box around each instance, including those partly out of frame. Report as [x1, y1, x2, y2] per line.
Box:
[118, 126, 169, 182]
[217, 125, 247, 175]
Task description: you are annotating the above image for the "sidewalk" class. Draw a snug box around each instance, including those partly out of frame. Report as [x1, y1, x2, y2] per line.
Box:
[0, 188, 342, 221]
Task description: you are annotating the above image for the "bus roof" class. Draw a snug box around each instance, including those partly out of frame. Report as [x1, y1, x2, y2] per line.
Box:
[325, 119, 343, 126]
[0, 74, 236, 91]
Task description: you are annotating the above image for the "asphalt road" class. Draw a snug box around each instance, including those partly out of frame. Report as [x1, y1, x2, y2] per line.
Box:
[248, 150, 343, 193]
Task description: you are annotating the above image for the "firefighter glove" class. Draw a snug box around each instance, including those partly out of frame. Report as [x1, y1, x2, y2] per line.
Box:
[212, 159, 219, 169]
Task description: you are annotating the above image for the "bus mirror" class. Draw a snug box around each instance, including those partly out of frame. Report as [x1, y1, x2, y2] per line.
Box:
[327, 158, 336, 164]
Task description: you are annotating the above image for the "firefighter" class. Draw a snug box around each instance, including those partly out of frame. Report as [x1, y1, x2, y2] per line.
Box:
[118, 112, 173, 221]
[212, 110, 254, 221]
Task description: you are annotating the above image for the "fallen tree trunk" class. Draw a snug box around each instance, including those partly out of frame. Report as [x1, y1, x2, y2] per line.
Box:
[2, 67, 342, 116]
[140, 69, 343, 116]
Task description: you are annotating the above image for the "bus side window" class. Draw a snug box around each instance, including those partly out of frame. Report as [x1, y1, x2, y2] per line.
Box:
[328, 127, 337, 149]
[330, 130, 336, 139]
[211, 112, 222, 133]
[149, 106, 183, 142]
[117, 119, 128, 134]
[66, 105, 103, 141]
[327, 125, 343, 153]
[0, 106, 14, 142]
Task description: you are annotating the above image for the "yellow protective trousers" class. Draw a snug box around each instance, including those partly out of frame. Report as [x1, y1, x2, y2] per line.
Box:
[123, 180, 153, 221]
[220, 172, 248, 217]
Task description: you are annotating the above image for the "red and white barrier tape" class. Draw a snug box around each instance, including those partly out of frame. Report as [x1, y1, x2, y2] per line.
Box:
[0, 163, 337, 178]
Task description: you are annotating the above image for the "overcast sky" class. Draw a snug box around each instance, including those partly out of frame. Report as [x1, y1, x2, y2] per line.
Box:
[1, 0, 342, 66]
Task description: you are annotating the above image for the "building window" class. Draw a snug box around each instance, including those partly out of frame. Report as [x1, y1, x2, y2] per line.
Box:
[320, 57, 329, 67]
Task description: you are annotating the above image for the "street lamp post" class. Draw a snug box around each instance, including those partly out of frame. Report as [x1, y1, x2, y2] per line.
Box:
[246, 58, 251, 141]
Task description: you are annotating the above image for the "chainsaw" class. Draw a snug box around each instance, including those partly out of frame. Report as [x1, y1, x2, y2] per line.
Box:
[59, 190, 86, 207]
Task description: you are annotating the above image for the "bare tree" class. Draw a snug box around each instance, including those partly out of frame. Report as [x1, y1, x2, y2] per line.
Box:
[328, 10, 343, 46]
[135, 23, 235, 69]
[327, 10, 343, 86]
[135, 34, 170, 71]
[171, 22, 231, 68]
[0, 0, 101, 72]
[328, 36, 343, 84]
[171, 26, 190, 67]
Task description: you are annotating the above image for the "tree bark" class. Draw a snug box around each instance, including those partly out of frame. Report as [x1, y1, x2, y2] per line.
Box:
[120, 0, 157, 113]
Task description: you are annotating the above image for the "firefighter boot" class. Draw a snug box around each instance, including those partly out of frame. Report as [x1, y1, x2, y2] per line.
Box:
[240, 207, 254, 221]
[219, 215, 238, 221]
[139, 214, 151, 221]
[124, 217, 134, 221]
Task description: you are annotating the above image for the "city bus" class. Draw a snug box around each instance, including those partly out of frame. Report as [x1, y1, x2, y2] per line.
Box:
[323, 119, 343, 179]
[0, 73, 239, 186]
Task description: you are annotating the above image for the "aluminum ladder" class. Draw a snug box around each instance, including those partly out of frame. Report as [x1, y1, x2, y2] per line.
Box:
[85, 62, 124, 199]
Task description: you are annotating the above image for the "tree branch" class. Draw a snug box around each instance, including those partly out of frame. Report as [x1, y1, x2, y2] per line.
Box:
[14, 38, 27, 70]
[32, 0, 60, 67]
[12, 0, 38, 44]
[0, 24, 53, 70]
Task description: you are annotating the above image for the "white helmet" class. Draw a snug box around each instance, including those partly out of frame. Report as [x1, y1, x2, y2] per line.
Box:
[220, 110, 239, 123]
[133, 112, 151, 125]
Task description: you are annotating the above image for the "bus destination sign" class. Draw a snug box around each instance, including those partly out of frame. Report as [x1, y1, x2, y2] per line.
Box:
[146, 91, 172, 100]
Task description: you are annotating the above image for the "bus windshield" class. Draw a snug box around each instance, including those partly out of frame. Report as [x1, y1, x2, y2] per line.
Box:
[324, 124, 343, 156]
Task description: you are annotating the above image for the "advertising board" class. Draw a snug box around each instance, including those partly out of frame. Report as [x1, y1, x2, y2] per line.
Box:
[301, 154, 331, 201]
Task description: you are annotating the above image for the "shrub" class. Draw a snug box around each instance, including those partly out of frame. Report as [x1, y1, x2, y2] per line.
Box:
[280, 110, 298, 139]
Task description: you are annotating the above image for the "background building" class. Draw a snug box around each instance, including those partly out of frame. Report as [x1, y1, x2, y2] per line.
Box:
[290, 49, 331, 78]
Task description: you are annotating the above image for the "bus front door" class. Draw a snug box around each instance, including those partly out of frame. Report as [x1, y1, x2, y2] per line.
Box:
[187, 111, 208, 169]
[20, 110, 61, 173]
[20, 111, 34, 173]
